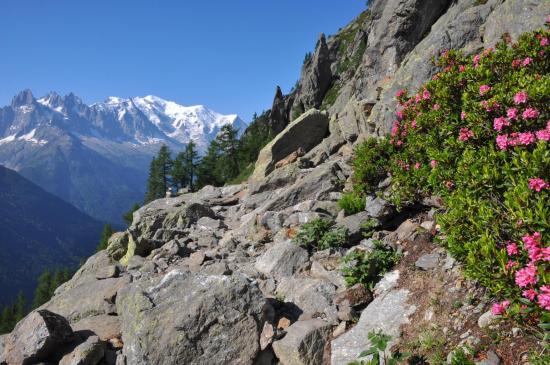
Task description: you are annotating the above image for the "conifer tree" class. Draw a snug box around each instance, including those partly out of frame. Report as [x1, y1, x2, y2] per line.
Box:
[97, 224, 114, 251]
[216, 124, 240, 181]
[32, 270, 52, 309]
[145, 145, 173, 202]
[196, 140, 222, 188]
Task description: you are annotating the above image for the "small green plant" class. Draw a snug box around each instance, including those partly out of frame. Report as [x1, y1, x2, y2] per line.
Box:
[294, 218, 348, 250]
[342, 241, 400, 288]
[352, 137, 393, 194]
[361, 218, 381, 239]
[348, 331, 410, 365]
[338, 192, 366, 215]
[448, 347, 475, 365]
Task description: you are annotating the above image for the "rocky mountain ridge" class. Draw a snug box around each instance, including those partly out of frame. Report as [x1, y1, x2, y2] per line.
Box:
[0, 90, 246, 224]
[1, 0, 548, 364]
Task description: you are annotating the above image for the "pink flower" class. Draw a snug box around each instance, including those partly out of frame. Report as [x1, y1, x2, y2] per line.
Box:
[517, 132, 536, 145]
[396, 110, 404, 120]
[538, 293, 550, 311]
[493, 117, 510, 131]
[542, 247, 550, 262]
[430, 160, 438, 168]
[411, 120, 417, 129]
[514, 91, 528, 105]
[528, 178, 549, 192]
[415, 94, 422, 103]
[479, 85, 491, 95]
[491, 300, 510, 315]
[522, 107, 539, 119]
[459, 65, 466, 72]
[395, 89, 406, 98]
[523, 289, 538, 301]
[460, 111, 467, 120]
[536, 129, 550, 141]
[515, 264, 538, 287]
[505, 260, 517, 271]
[414, 162, 421, 170]
[506, 108, 518, 120]
[506, 242, 518, 256]
[422, 89, 431, 100]
[512, 59, 522, 68]
[458, 128, 474, 141]
[396, 140, 403, 147]
[473, 54, 481, 67]
[496, 134, 509, 150]
[433, 104, 440, 110]
[522, 57, 533, 66]
[541, 38, 549, 46]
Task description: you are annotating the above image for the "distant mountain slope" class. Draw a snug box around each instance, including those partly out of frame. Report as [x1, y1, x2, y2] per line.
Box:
[0, 165, 103, 306]
[0, 90, 246, 224]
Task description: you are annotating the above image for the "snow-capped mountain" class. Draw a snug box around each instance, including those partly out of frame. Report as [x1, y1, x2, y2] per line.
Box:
[0, 90, 247, 224]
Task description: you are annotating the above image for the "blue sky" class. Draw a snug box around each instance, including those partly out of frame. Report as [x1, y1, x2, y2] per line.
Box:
[0, 1, 366, 121]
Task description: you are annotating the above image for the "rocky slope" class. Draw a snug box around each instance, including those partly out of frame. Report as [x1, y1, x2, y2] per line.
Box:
[1, 1, 548, 364]
[0, 91, 246, 224]
[0, 165, 103, 307]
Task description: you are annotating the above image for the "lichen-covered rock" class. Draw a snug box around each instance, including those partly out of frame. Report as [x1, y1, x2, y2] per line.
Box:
[4, 310, 74, 365]
[106, 232, 129, 261]
[0, 334, 7, 365]
[117, 270, 273, 365]
[272, 319, 332, 365]
[251, 109, 329, 180]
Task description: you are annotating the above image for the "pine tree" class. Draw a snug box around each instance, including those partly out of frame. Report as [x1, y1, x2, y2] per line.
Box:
[13, 292, 26, 323]
[183, 141, 199, 191]
[0, 305, 14, 334]
[123, 203, 140, 226]
[97, 224, 114, 251]
[216, 124, 240, 181]
[171, 151, 188, 189]
[145, 145, 173, 202]
[32, 270, 52, 309]
[196, 140, 222, 188]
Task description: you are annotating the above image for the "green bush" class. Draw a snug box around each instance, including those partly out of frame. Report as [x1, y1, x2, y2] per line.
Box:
[352, 137, 394, 195]
[342, 241, 400, 288]
[349, 331, 410, 365]
[349, 25, 549, 318]
[338, 192, 366, 215]
[294, 218, 348, 250]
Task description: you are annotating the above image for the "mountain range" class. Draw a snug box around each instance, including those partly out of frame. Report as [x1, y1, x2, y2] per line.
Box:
[0, 90, 246, 224]
[0, 165, 103, 306]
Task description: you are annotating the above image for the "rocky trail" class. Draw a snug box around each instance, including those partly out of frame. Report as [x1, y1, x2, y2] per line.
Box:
[1, 0, 548, 364]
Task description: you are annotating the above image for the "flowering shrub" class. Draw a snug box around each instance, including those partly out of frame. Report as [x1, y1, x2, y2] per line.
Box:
[354, 25, 549, 321]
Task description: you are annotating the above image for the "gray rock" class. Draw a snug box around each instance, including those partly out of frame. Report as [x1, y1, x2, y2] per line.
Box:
[310, 261, 346, 289]
[336, 211, 371, 244]
[276, 277, 337, 319]
[475, 350, 501, 365]
[255, 240, 309, 281]
[483, 0, 550, 47]
[43, 276, 130, 322]
[272, 319, 332, 365]
[4, 310, 75, 365]
[415, 253, 440, 270]
[59, 335, 105, 365]
[478, 310, 499, 329]
[117, 271, 272, 365]
[196, 216, 225, 231]
[364, 196, 394, 222]
[331, 289, 416, 365]
[70, 315, 121, 342]
[106, 232, 129, 261]
[259, 211, 286, 233]
[95, 265, 120, 280]
[251, 109, 329, 180]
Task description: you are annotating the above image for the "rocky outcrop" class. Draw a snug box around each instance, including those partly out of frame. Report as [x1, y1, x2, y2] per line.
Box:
[250, 109, 329, 180]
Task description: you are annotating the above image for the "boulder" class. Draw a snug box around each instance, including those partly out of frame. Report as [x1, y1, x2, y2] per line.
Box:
[272, 319, 332, 365]
[59, 335, 105, 365]
[336, 211, 371, 244]
[117, 271, 272, 365]
[251, 109, 329, 180]
[276, 277, 337, 319]
[475, 350, 501, 365]
[331, 289, 416, 365]
[4, 310, 74, 365]
[255, 241, 309, 281]
[106, 232, 129, 261]
[364, 196, 395, 222]
[415, 253, 441, 270]
[71, 315, 121, 341]
[43, 276, 130, 322]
